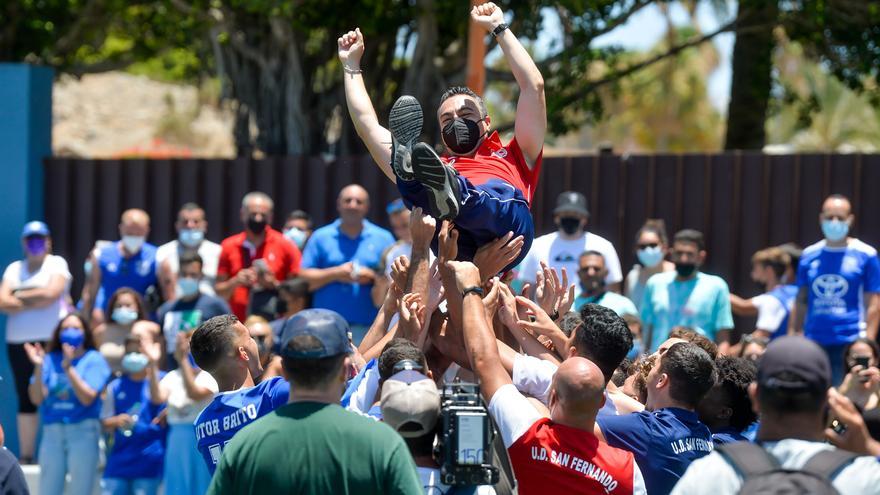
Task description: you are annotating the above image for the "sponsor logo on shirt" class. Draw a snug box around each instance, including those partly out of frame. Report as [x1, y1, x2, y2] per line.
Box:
[493, 148, 509, 159]
[812, 274, 849, 312]
[530, 446, 621, 492]
[669, 437, 714, 455]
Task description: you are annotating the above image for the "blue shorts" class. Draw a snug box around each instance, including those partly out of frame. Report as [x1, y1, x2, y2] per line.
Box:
[397, 176, 534, 273]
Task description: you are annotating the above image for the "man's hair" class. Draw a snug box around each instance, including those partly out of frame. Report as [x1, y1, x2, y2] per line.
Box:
[281, 334, 347, 389]
[579, 250, 606, 264]
[669, 327, 718, 360]
[752, 247, 790, 279]
[558, 311, 583, 338]
[659, 342, 717, 408]
[191, 315, 240, 373]
[179, 251, 203, 270]
[179, 202, 203, 213]
[287, 209, 311, 223]
[612, 358, 634, 387]
[379, 338, 428, 382]
[635, 219, 669, 246]
[439, 86, 488, 119]
[673, 229, 705, 251]
[241, 191, 274, 210]
[715, 356, 758, 430]
[575, 304, 633, 382]
[777, 243, 802, 274]
[279, 277, 310, 298]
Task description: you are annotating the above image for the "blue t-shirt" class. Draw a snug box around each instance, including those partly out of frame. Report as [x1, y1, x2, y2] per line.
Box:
[641, 271, 734, 352]
[103, 374, 168, 479]
[598, 391, 618, 417]
[38, 350, 112, 424]
[711, 426, 749, 445]
[95, 242, 158, 313]
[597, 407, 714, 494]
[193, 376, 290, 473]
[575, 290, 638, 317]
[797, 239, 880, 345]
[301, 219, 395, 325]
[767, 284, 798, 339]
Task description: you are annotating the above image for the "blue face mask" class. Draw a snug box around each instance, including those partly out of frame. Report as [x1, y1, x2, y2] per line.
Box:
[59, 327, 85, 349]
[121, 352, 149, 373]
[822, 219, 849, 242]
[178, 277, 200, 298]
[179, 229, 204, 248]
[112, 307, 139, 325]
[284, 227, 307, 249]
[637, 246, 664, 268]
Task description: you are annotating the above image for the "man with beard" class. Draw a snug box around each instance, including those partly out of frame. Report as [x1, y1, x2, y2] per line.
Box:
[574, 250, 637, 316]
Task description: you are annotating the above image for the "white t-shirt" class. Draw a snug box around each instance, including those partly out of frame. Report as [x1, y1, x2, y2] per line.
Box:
[512, 354, 557, 405]
[418, 467, 496, 495]
[156, 239, 221, 296]
[517, 231, 622, 297]
[750, 294, 788, 333]
[3, 255, 72, 343]
[671, 439, 880, 495]
[383, 241, 435, 277]
[159, 368, 218, 424]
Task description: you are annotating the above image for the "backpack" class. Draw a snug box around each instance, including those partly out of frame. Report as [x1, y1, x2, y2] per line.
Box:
[716, 442, 859, 495]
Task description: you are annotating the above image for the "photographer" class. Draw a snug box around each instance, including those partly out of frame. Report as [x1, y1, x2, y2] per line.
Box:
[838, 337, 880, 411]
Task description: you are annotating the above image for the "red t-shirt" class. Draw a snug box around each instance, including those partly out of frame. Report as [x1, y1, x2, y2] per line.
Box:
[489, 384, 644, 495]
[442, 131, 542, 204]
[217, 228, 301, 320]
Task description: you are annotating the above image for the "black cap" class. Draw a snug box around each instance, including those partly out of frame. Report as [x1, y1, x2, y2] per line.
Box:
[757, 336, 830, 392]
[554, 191, 589, 216]
[279, 309, 353, 359]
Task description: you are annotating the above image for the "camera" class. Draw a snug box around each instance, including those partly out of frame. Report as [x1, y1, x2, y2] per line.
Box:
[434, 381, 500, 486]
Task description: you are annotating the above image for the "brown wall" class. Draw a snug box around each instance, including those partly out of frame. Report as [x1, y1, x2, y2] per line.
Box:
[45, 153, 880, 331]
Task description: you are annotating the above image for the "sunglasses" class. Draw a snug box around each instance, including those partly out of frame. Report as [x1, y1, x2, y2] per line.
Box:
[637, 243, 660, 249]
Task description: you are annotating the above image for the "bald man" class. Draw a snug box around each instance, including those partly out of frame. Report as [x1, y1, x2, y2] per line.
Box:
[790, 193, 880, 384]
[446, 260, 646, 494]
[80, 208, 159, 324]
[300, 185, 394, 343]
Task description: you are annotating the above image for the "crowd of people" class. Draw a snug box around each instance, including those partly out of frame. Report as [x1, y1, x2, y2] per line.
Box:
[3, 2, 880, 494]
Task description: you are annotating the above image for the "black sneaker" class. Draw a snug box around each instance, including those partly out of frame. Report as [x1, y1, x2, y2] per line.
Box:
[388, 95, 422, 181]
[411, 142, 461, 220]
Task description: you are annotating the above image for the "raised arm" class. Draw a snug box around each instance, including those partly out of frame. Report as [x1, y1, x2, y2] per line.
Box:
[338, 28, 394, 181]
[471, 3, 545, 166]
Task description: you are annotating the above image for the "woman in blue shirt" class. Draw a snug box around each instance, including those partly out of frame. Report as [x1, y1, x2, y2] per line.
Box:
[25, 313, 111, 495]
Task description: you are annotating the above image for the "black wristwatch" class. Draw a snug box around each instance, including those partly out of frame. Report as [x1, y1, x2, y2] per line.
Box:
[462, 286, 485, 298]
[491, 23, 509, 38]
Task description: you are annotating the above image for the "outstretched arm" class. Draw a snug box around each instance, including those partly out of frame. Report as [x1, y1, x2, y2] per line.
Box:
[471, 3, 545, 167]
[338, 28, 394, 181]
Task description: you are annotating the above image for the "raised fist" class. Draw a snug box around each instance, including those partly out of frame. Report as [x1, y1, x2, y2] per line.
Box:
[470, 2, 505, 33]
[337, 28, 365, 69]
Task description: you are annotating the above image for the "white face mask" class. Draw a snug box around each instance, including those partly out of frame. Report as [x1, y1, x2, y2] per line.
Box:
[179, 229, 204, 248]
[121, 235, 145, 253]
[178, 277, 200, 298]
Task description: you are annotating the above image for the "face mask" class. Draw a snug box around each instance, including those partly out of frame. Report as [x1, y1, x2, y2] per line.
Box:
[284, 227, 307, 249]
[112, 307, 139, 325]
[121, 352, 149, 373]
[178, 277, 200, 298]
[121, 235, 145, 253]
[582, 275, 604, 294]
[675, 262, 697, 278]
[637, 246, 664, 268]
[25, 237, 47, 257]
[441, 117, 486, 155]
[247, 216, 267, 235]
[59, 327, 85, 348]
[558, 217, 581, 236]
[179, 229, 204, 248]
[822, 219, 849, 242]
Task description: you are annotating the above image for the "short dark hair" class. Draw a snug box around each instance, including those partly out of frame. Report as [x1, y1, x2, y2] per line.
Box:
[673, 229, 705, 251]
[191, 315, 239, 373]
[179, 251, 203, 270]
[439, 86, 488, 118]
[281, 334, 346, 388]
[379, 338, 428, 382]
[279, 277, 310, 298]
[660, 342, 716, 408]
[669, 327, 718, 360]
[579, 250, 606, 264]
[777, 243, 802, 274]
[715, 356, 758, 430]
[179, 202, 203, 213]
[558, 311, 583, 338]
[612, 358, 633, 387]
[288, 209, 311, 224]
[575, 304, 633, 383]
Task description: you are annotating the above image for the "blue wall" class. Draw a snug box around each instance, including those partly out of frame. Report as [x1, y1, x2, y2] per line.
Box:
[0, 64, 53, 456]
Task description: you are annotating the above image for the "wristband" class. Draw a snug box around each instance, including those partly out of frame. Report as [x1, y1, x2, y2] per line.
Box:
[343, 66, 363, 74]
[491, 23, 509, 38]
[461, 286, 485, 298]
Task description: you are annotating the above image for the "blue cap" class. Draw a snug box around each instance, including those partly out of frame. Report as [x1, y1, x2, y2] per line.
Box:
[386, 198, 407, 215]
[21, 221, 50, 238]
[280, 309, 353, 359]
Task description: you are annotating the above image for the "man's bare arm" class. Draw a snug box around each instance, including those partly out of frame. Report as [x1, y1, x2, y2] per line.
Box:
[338, 28, 394, 181]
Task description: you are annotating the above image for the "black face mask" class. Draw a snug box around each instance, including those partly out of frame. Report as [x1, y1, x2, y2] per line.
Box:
[675, 262, 697, 278]
[247, 216, 267, 234]
[442, 117, 485, 155]
[582, 276, 604, 295]
[558, 217, 581, 235]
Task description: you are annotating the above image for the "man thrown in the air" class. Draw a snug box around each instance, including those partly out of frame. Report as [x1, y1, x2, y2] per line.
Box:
[338, 2, 545, 271]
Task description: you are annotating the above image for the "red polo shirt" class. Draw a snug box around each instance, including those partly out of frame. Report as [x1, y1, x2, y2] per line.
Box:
[217, 228, 301, 320]
[442, 131, 543, 204]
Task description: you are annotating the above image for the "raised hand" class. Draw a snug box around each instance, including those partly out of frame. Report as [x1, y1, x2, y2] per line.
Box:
[409, 207, 437, 252]
[390, 255, 410, 290]
[473, 232, 524, 282]
[556, 267, 577, 316]
[426, 260, 446, 312]
[141, 340, 163, 366]
[23, 342, 45, 367]
[445, 261, 482, 294]
[481, 277, 502, 318]
[470, 2, 505, 32]
[438, 220, 459, 264]
[514, 295, 558, 337]
[399, 293, 426, 340]
[337, 28, 365, 69]
[61, 343, 76, 369]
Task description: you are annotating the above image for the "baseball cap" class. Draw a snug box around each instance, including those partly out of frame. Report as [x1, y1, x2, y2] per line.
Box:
[21, 221, 50, 238]
[279, 309, 353, 359]
[381, 369, 440, 438]
[554, 191, 589, 216]
[757, 336, 830, 392]
[386, 198, 407, 215]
